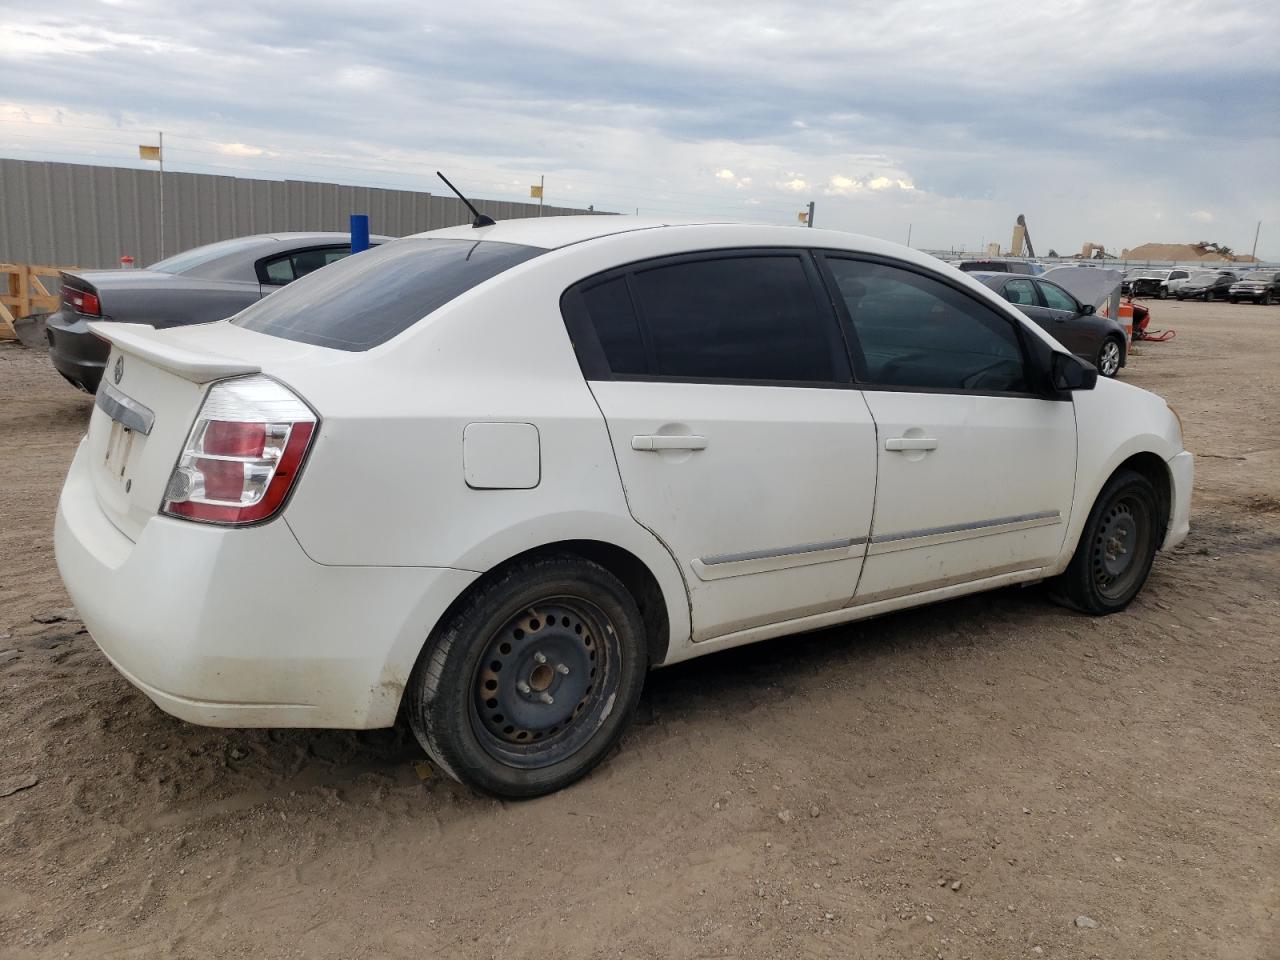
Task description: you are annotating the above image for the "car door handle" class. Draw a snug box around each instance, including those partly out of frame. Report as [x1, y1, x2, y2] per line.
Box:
[632, 435, 708, 451]
[885, 437, 938, 452]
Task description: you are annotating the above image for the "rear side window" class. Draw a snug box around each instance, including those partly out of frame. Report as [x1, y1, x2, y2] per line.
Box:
[626, 255, 841, 382]
[234, 239, 544, 350]
[259, 246, 356, 286]
[824, 257, 1028, 393]
[1003, 278, 1037, 306]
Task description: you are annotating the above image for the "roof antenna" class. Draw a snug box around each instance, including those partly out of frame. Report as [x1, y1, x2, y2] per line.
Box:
[436, 171, 496, 228]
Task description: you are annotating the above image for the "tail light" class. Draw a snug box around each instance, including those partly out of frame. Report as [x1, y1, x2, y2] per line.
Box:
[64, 287, 101, 316]
[162, 375, 317, 525]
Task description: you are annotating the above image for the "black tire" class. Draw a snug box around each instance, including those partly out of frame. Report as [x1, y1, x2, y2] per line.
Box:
[1157, 287, 1167, 300]
[406, 554, 648, 797]
[1229, 297, 1238, 304]
[1204, 290, 1212, 302]
[1263, 292, 1273, 306]
[1096, 336, 1123, 378]
[1051, 469, 1161, 615]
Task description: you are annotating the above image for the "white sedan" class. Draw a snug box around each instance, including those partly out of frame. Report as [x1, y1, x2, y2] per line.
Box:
[55, 217, 1193, 797]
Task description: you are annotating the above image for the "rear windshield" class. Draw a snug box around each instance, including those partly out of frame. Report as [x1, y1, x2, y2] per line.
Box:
[150, 236, 272, 275]
[233, 238, 545, 350]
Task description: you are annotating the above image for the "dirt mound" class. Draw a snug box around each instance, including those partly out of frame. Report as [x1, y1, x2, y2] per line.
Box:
[1122, 242, 1257, 263]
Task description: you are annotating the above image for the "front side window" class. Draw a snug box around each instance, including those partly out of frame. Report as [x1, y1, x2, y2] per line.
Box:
[1038, 281, 1079, 312]
[824, 257, 1028, 393]
[622, 255, 842, 382]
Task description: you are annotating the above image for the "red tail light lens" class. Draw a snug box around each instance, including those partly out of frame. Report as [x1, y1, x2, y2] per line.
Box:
[64, 288, 101, 316]
[162, 376, 317, 525]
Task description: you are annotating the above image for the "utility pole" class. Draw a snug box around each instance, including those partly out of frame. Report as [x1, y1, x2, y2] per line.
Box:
[158, 130, 165, 259]
[538, 175, 544, 217]
[1252, 220, 1262, 261]
[806, 200, 815, 228]
[906, 223, 912, 247]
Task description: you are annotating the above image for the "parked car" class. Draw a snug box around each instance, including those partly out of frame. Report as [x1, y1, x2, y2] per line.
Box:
[46, 232, 387, 393]
[1228, 270, 1280, 304]
[54, 219, 1193, 798]
[1174, 270, 1237, 301]
[973, 272, 1129, 376]
[957, 258, 1041, 275]
[1123, 269, 1189, 299]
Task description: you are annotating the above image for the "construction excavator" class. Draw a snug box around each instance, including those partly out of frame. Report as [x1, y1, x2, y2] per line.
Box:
[1009, 214, 1035, 258]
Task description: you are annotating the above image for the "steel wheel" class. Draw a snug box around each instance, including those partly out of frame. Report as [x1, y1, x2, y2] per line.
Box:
[1097, 338, 1122, 377]
[471, 597, 619, 769]
[1090, 497, 1152, 602]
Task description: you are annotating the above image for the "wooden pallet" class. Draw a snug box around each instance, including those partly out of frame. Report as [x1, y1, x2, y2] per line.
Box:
[1, 264, 65, 340]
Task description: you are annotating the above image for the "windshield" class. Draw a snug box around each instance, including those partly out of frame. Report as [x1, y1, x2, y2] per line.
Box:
[1243, 271, 1273, 281]
[233, 238, 545, 350]
[149, 236, 270, 275]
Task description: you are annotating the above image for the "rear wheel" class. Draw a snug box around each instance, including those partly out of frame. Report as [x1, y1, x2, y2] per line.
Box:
[1263, 292, 1273, 306]
[1051, 469, 1160, 615]
[1096, 337, 1123, 377]
[407, 554, 648, 797]
[1204, 290, 1213, 302]
[1157, 287, 1167, 300]
[1229, 297, 1239, 304]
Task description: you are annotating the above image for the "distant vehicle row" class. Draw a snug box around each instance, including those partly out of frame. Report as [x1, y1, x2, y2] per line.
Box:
[1123, 267, 1280, 303]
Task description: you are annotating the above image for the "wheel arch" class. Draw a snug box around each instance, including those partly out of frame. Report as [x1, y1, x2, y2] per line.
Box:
[1112, 451, 1172, 543]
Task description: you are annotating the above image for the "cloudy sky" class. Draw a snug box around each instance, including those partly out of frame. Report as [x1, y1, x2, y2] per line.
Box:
[2, 0, 1277, 257]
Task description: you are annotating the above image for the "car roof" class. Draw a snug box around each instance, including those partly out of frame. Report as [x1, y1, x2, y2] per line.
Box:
[410, 215, 734, 250]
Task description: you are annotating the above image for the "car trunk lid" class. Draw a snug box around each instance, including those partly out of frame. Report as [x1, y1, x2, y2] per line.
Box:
[82, 321, 321, 541]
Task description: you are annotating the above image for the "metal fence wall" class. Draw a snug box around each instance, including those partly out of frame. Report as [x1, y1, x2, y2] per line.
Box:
[0, 158, 604, 269]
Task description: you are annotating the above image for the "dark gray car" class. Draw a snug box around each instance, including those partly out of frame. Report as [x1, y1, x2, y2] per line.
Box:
[46, 232, 387, 392]
[973, 272, 1129, 377]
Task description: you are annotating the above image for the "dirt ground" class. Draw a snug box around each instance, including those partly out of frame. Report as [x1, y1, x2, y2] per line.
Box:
[1, 299, 1278, 960]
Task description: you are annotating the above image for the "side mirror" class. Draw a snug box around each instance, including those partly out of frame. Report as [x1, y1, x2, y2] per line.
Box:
[1081, 303, 1096, 315]
[1051, 351, 1098, 391]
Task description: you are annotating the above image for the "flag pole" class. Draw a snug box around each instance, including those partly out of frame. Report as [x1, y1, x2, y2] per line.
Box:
[158, 130, 165, 259]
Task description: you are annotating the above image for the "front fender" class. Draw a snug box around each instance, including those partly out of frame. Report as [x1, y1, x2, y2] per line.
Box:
[1053, 379, 1184, 572]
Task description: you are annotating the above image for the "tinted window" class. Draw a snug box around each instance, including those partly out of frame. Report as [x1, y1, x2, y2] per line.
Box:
[149, 236, 272, 275]
[234, 239, 544, 351]
[1003, 278, 1037, 306]
[262, 246, 355, 285]
[1038, 281, 1078, 312]
[825, 257, 1028, 393]
[626, 256, 838, 382]
[580, 277, 647, 375]
[263, 256, 295, 284]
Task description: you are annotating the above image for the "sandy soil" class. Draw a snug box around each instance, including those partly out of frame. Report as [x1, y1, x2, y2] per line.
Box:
[1, 299, 1278, 960]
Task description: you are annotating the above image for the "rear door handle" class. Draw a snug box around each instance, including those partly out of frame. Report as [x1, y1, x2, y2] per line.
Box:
[885, 437, 938, 452]
[632, 435, 708, 451]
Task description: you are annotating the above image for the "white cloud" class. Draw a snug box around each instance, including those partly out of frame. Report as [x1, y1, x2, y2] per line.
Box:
[1190, 210, 1214, 222]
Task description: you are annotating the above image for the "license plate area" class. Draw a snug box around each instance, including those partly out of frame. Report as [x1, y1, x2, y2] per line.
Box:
[103, 420, 136, 486]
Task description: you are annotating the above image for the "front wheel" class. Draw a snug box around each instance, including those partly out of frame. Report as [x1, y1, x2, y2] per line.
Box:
[1229, 297, 1239, 304]
[1263, 293, 1273, 306]
[406, 555, 648, 797]
[1204, 290, 1213, 302]
[1157, 287, 1167, 300]
[1096, 337, 1123, 377]
[1051, 469, 1161, 615]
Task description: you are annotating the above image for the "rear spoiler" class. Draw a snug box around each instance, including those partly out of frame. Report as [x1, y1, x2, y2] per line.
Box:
[87, 322, 261, 384]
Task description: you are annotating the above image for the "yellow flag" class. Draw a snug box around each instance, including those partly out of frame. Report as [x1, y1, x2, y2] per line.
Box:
[530, 184, 543, 199]
[797, 211, 808, 224]
[139, 145, 162, 161]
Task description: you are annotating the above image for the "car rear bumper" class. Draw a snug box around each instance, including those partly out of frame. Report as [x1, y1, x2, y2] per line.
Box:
[46, 310, 108, 392]
[54, 441, 477, 728]
[1163, 450, 1193, 551]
